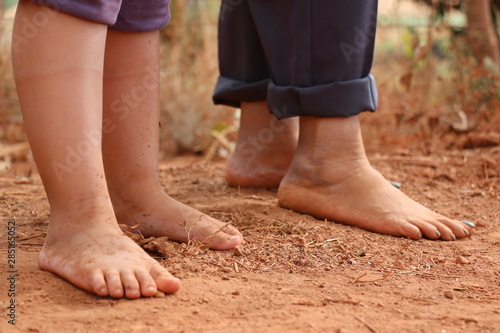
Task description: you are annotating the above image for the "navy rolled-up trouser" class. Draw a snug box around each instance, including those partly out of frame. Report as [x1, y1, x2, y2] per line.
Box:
[213, 0, 379, 119]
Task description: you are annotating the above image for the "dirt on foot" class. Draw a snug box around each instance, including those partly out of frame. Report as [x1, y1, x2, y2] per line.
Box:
[0, 146, 499, 333]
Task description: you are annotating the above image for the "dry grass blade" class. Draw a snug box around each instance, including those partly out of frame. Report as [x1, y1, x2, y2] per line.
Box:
[0, 142, 30, 157]
[353, 315, 378, 333]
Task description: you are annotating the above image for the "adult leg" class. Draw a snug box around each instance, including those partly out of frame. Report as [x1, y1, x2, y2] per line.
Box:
[101, 29, 243, 250]
[226, 101, 298, 187]
[220, 0, 475, 240]
[214, 0, 298, 188]
[12, 0, 180, 298]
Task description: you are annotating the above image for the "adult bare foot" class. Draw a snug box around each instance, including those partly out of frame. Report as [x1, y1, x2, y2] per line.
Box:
[226, 101, 298, 187]
[39, 211, 181, 299]
[278, 116, 475, 241]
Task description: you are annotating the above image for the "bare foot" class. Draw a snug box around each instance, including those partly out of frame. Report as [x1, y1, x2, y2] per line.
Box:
[99, 29, 243, 250]
[39, 215, 181, 299]
[110, 185, 243, 250]
[226, 101, 298, 188]
[278, 116, 475, 241]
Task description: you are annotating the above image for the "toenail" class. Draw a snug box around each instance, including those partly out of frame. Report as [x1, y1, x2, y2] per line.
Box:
[451, 234, 456, 241]
[390, 181, 401, 189]
[147, 286, 156, 292]
[460, 220, 476, 228]
[435, 231, 441, 238]
[229, 235, 239, 241]
[463, 229, 469, 236]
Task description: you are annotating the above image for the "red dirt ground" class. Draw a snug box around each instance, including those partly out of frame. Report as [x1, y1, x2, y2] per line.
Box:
[0, 130, 499, 333]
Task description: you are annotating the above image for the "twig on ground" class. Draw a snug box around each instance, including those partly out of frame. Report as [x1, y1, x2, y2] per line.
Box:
[0, 142, 30, 158]
[245, 230, 285, 242]
[241, 226, 286, 232]
[18, 232, 46, 242]
[227, 258, 253, 271]
[372, 156, 440, 168]
[1, 192, 44, 196]
[352, 272, 388, 284]
[410, 297, 439, 304]
[353, 315, 378, 333]
[391, 238, 412, 269]
[202, 221, 233, 243]
[324, 298, 362, 306]
[352, 272, 368, 284]
[119, 223, 141, 231]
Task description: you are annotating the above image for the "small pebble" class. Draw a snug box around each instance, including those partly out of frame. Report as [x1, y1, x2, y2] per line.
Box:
[444, 290, 455, 299]
[296, 238, 306, 247]
[232, 291, 240, 296]
[233, 245, 245, 256]
[455, 256, 470, 264]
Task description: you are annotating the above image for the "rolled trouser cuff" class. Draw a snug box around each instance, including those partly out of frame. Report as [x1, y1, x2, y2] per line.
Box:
[268, 75, 378, 119]
[213, 76, 269, 108]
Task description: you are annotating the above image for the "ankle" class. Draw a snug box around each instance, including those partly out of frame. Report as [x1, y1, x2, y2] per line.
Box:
[45, 211, 119, 246]
[238, 101, 299, 146]
[48, 190, 115, 218]
[107, 174, 162, 203]
[296, 116, 367, 162]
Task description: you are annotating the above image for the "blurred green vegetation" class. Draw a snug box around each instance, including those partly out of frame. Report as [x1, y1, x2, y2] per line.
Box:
[4, 0, 17, 9]
[370, 1, 499, 151]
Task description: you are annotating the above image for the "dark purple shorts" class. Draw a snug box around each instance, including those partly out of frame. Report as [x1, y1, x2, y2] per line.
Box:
[31, 0, 170, 32]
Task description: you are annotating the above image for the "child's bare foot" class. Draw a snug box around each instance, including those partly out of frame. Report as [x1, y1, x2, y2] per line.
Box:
[39, 213, 181, 299]
[110, 186, 243, 250]
[99, 30, 243, 250]
[277, 116, 475, 241]
[226, 101, 298, 188]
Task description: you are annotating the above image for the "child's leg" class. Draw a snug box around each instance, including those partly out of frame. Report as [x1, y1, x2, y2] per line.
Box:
[101, 30, 243, 250]
[12, 0, 180, 298]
